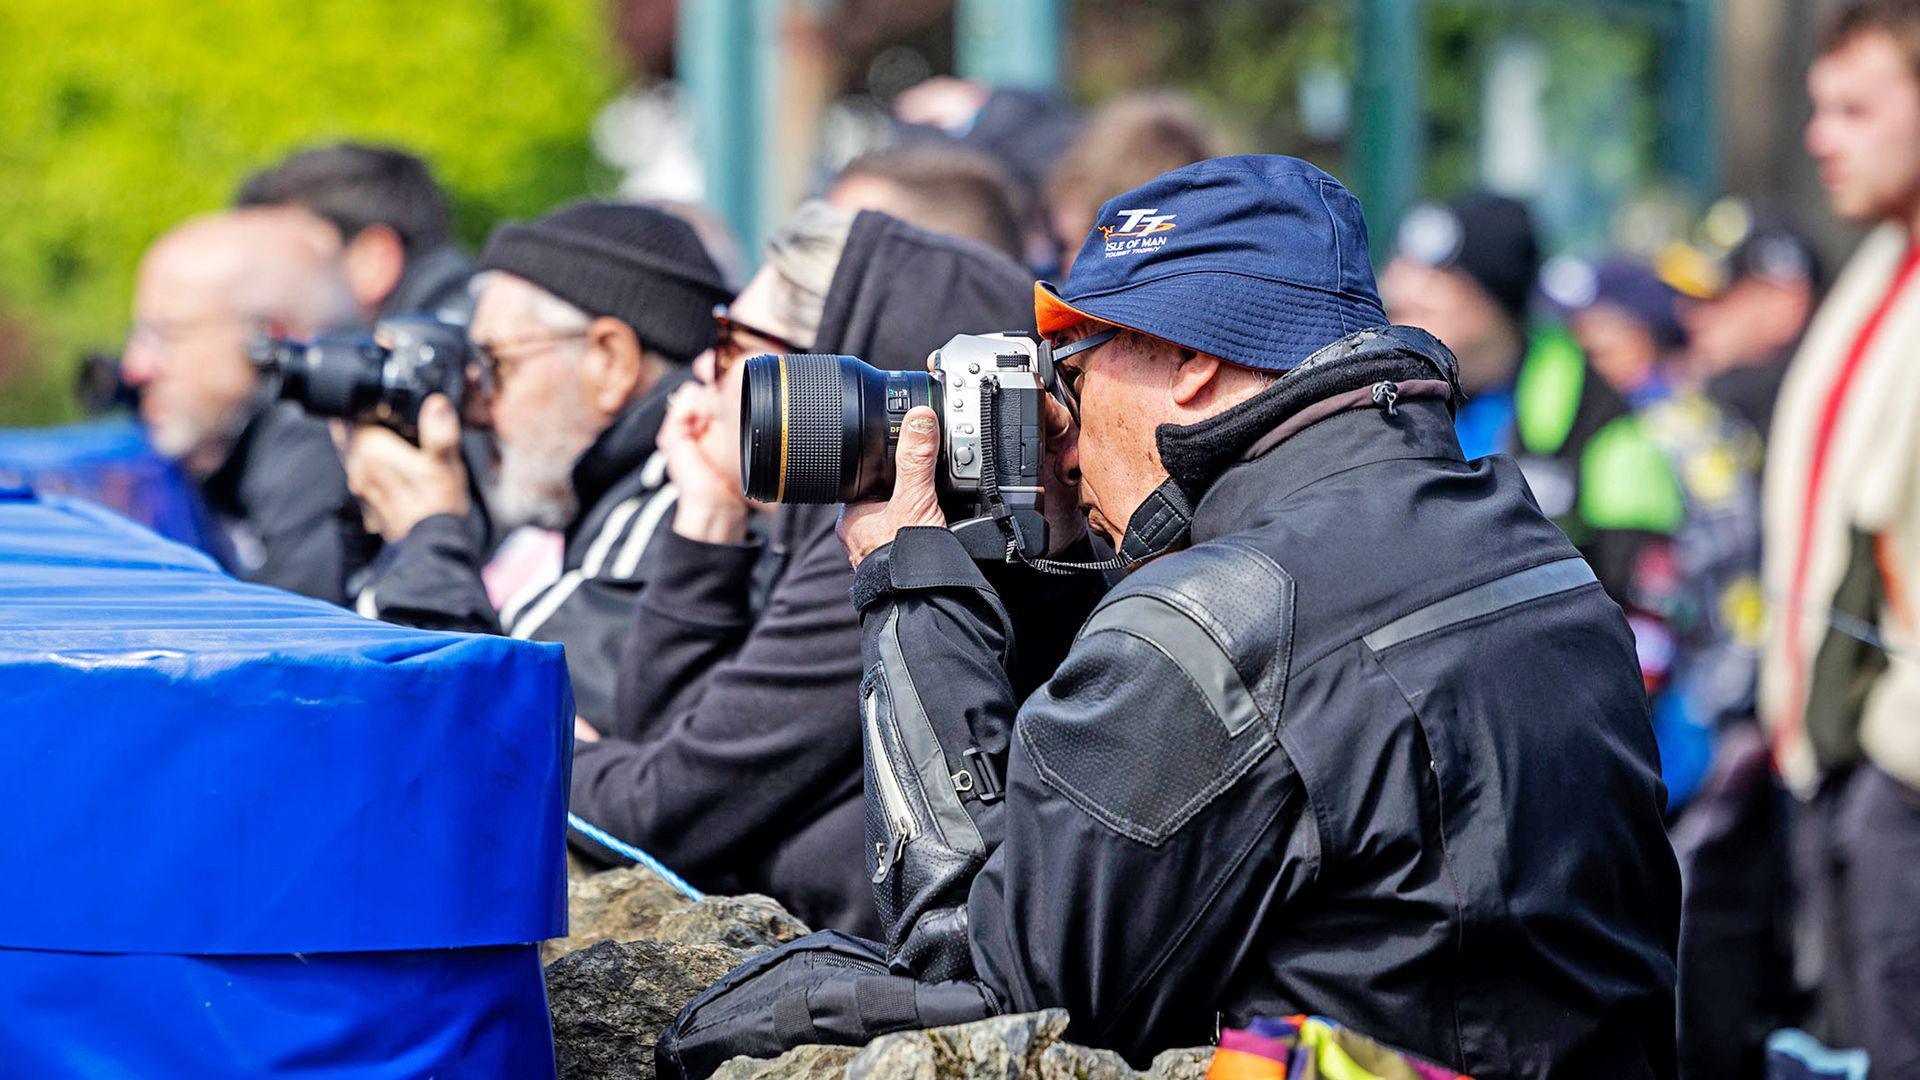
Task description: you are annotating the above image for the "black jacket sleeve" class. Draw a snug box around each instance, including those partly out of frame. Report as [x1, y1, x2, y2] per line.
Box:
[236, 413, 369, 605]
[569, 509, 864, 885]
[854, 526, 1317, 1059]
[355, 512, 501, 634]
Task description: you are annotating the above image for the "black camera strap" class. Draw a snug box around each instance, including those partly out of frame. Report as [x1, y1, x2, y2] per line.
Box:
[976, 378, 1135, 576]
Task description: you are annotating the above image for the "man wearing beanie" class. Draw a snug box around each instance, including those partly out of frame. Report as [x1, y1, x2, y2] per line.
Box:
[341, 201, 730, 724]
[1380, 192, 1539, 459]
[665, 157, 1678, 1079]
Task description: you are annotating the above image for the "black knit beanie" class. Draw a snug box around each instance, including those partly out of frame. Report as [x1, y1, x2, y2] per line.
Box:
[1394, 192, 1539, 323]
[479, 201, 731, 363]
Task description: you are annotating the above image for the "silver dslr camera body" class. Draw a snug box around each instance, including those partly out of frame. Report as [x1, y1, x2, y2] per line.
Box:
[740, 331, 1057, 560]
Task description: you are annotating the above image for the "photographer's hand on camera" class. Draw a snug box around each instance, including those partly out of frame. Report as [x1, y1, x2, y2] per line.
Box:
[661, 381, 752, 545]
[836, 406, 948, 569]
[337, 394, 470, 544]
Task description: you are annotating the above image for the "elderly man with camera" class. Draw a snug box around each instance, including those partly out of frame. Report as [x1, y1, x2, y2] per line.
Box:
[664, 157, 1681, 1079]
[340, 202, 731, 724]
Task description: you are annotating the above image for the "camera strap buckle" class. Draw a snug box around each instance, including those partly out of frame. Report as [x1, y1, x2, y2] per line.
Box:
[961, 746, 1004, 804]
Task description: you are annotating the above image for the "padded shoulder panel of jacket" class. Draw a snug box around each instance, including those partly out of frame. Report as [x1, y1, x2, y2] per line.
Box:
[1019, 540, 1294, 846]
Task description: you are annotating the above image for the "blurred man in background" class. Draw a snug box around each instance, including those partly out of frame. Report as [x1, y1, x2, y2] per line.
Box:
[1380, 192, 1539, 460]
[1043, 93, 1217, 275]
[1381, 196, 1676, 620]
[1769, 1, 1920, 1067]
[1570, 258, 1689, 408]
[1682, 206, 1826, 441]
[122, 208, 370, 603]
[341, 202, 731, 725]
[570, 202, 1039, 932]
[826, 143, 1026, 260]
[892, 75, 1081, 217]
[237, 142, 474, 326]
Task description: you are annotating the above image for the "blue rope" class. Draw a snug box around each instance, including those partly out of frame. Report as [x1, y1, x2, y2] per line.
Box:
[566, 812, 705, 902]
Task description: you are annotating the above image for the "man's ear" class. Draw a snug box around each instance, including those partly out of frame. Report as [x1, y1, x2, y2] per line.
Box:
[580, 316, 648, 415]
[341, 224, 407, 315]
[1167, 349, 1224, 408]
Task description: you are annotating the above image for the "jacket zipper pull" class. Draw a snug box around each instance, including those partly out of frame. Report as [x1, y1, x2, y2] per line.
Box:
[872, 825, 908, 884]
[1371, 380, 1399, 417]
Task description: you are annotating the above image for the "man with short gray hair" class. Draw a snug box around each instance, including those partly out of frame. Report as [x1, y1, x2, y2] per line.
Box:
[342, 201, 731, 724]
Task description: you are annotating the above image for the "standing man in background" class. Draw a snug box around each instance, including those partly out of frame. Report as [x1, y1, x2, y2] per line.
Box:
[1769, 1, 1920, 1068]
[1681, 205, 1826, 442]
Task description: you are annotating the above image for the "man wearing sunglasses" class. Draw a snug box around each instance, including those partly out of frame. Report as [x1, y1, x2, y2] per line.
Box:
[818, 157, 1681, 1075]
[341, 201, 730, 725]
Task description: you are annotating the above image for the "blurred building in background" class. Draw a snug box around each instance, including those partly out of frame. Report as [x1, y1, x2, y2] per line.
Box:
[601, 0, 1832, 265]
[0, 0, 1850, 425]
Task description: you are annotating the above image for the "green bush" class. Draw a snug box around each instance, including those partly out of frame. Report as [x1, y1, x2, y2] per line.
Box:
[0, 0, 622, 425]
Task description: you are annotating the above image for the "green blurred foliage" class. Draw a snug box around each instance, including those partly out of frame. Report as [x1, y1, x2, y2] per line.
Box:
[1424, 3, 1661, 249]
[0, 0, 621, 426]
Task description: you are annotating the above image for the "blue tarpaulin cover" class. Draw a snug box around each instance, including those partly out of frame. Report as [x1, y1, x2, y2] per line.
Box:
[0, 488, 572, 1077]
[0, 418, 221, 552]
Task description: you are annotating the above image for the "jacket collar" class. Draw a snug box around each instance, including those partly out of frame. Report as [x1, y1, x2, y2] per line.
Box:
[568, 365, 690, 515]
[1147, 325, 1466, 547]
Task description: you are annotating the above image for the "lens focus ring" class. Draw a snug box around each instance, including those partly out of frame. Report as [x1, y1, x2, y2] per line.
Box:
[780, 355, 850, 503]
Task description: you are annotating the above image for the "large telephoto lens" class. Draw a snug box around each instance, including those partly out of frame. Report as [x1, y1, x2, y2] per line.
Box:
[740, 353, 937, 504]
[272, 336, 388, 420]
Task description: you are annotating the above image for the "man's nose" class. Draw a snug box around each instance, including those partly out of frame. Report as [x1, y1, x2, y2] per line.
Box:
[1805, 114, 1834, 160]
[693, 349, 718, 385]
[120, 340, 161, 387]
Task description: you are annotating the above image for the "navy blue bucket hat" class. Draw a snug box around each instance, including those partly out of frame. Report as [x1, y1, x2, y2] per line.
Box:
[1036, 154, 1388, 372]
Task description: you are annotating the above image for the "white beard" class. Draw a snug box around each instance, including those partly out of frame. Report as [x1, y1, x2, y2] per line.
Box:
[485, 438, 582, 532]
[484, 380, 599, 532]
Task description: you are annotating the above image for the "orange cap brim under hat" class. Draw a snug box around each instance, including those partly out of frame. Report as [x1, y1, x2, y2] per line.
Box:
[1034, 281, 1123, 336]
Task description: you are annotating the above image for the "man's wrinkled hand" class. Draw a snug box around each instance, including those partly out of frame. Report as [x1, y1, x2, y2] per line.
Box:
[337, 394, 470, 544]
[837, 406, 947, 569]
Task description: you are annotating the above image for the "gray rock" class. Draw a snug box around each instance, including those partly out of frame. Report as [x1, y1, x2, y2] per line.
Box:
[1036, 1039, 1137, 1079]
[545, 938, 745, 1080]
[545, 866, 697, 963]
[656, 893, 809, 954]
[710, 1043, 862, 1079]
[846, 1009, 1070, 1079]
[1137, 1047, 1214, 1079]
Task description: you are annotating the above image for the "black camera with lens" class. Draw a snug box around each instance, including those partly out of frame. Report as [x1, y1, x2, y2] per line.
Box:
[250, 316, 470, 444]
[740, 331, 1060, 561]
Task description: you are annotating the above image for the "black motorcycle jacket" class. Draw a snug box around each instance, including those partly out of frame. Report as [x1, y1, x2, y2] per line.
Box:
[847, 326, 1680, 1077]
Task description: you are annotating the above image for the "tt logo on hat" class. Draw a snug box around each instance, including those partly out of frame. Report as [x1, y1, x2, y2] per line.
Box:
[1100, 207, 1178, 258]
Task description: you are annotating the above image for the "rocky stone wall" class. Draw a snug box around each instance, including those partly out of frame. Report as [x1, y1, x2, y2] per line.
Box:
[543, 866, 1213, 1080]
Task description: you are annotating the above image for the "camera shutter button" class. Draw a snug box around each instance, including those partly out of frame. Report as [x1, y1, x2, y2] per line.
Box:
[954, 445, 975, 465]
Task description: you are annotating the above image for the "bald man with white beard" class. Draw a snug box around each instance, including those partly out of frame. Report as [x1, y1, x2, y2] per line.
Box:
[122, 208, 375, 603]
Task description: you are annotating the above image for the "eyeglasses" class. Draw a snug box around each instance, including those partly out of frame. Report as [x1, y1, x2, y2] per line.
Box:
[1047, 328, 1117, 425]
[713, 304, 806, 371]
[125, 314, 260, 353]
[470, 331, 590, 391]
